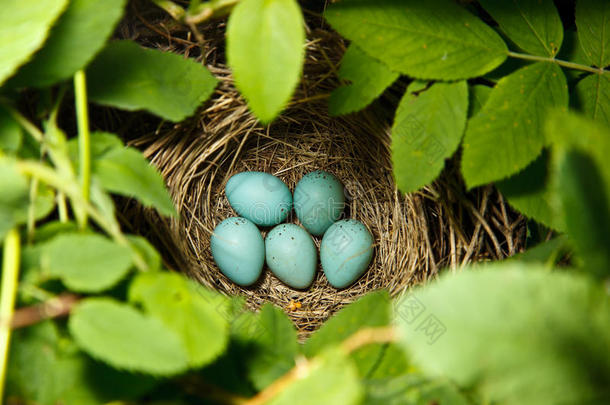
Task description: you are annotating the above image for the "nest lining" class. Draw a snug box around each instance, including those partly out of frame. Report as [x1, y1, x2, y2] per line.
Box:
[117, 5, 527, 337]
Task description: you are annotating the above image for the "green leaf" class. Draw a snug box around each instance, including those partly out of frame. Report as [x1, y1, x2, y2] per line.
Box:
[0, 157, 30, 238]
[478, 0, 563, 56]
[324, 0, 508, 80]
[0, 106, 22, 154]
[69, 297, 189, 375]
[545, 111, 610, 217]
[483, 56, 532, 83]
[32, 220, 79, 243]
[93, 146, 176, 217]
[7, 321, 156, 405]
[363, 374, 472, 405]
[87, 40, 218, 122]
[558, 29, 591, 83]
[575, 0, 610, 68]
[559, 29, 590, 66]
[329, 45, 399, 116]
[554, 149, 610, 278]
[392, 81, 468, 193]
[496, 151, 566, 231]
[468, 84, 492, 118]
[227, 0, 305, 123]
[304, 290, 390, 357]
[507, 235, 569, 266]
[41, 233, 133, 292]
[127, 235, 161, 271]
[129, 272, 229, 368]
[8, 0, 126, 87]
[199, 342, 257, 397]
[462, 62, 568, 187]
[0, 0, 67, 85]
[352, 342, 410, 380]
[267, 348, 364, 405]
[393, 263, 610, 405]
[245, 303, 298, 390]
[574, 73, 610, 127]
[69, 131, 124, 162]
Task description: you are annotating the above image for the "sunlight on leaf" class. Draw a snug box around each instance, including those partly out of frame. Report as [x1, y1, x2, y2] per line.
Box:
[227, 0, 305, 123]
[325, 0, 507, 80]
[0, 0, 67, 85]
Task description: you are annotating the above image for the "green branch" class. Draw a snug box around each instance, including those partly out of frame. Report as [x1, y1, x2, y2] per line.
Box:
[73, 70, 91, 230]
[507, 51, 607, 75]
[0, 229, 21, 402]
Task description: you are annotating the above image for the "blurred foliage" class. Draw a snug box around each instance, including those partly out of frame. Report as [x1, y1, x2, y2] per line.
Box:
[0, 0, 609, 404]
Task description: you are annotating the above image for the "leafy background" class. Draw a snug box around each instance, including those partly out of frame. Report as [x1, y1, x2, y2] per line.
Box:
[0, 0, 609, 404]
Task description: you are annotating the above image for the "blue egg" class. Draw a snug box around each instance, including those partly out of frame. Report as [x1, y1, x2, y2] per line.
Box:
[210, 217, 264, 286]
[320, 219, 374, 289]
[293, 170, 345, 236]
[225, 172, 292, 227]
[265, 224, 317, 289]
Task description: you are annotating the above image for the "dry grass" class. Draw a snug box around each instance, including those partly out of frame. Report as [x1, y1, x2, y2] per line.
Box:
[117, 2, 527, 338]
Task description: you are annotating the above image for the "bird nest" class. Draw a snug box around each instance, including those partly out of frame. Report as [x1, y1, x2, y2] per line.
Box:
[117, 5, 526, 337]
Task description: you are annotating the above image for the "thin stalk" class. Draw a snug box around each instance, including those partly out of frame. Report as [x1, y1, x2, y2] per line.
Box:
[26, 179, 40, 244]
[57, 192, 68, 223]
[73, 71, 91, 230]
[0, 102, 43, 143]
[507, 51, 606, 75]
[16, 161, 148, 272]
[0, 229, 21, 403]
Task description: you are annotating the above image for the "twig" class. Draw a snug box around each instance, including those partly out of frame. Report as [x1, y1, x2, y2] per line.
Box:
[11, 293, 80, 329]
[245, 326, 398, 405]
[340, 326, 398, 353]
[244, 357, 316, 405]
[10, 293, 80, 329]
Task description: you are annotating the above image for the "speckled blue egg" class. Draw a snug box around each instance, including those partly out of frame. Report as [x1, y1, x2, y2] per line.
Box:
[225, 172, 292, 227]
[320, 219, 374, 289]
[265, 224, 317, 289]
[293, 170, 345, 236]
[210, 217, 264, 286]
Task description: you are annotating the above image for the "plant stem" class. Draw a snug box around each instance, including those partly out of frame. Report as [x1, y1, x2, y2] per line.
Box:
[16, 161, 148, 272]
[26, 179, 40, 244]
[0, 229, 21, 403]
[0, 102, 44, 143]
[507, 51, 606, 75]
[57, 192, 68, 223]
[74, 70, 91, 230]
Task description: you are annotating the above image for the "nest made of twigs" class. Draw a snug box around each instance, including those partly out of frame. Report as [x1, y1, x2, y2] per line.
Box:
[116, 4, 527, 338]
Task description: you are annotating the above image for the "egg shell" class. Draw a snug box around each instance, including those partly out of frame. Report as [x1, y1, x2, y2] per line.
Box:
[210, 217, 264, 286]
[265, 224, 317, 289]
[320, 219, 374, 289]
[225, 172, 292, 227]
[293, 170, 345, 236]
